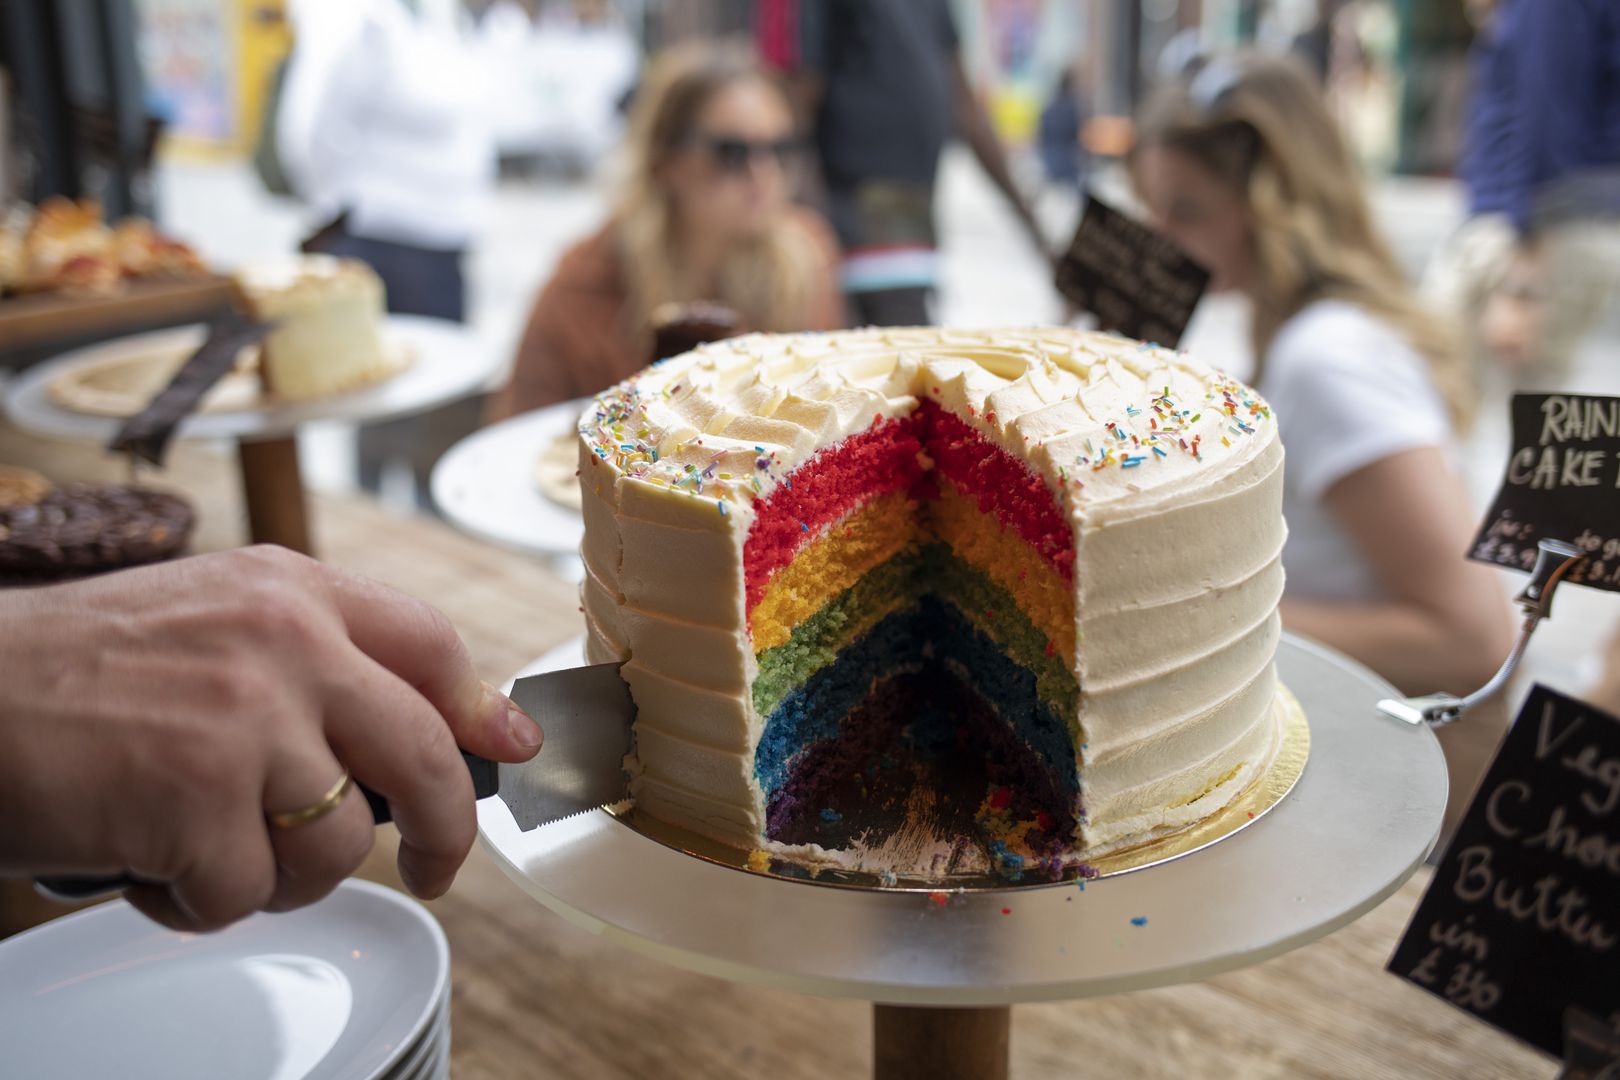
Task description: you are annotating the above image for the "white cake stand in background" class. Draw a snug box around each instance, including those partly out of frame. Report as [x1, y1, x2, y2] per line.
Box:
[4, 316, 498, 556]
[481, 633, 1448, 1079]
[429, 398, 589, 578]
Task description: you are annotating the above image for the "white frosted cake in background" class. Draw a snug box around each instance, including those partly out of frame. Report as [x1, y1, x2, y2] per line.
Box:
[577, 326, 1288, 873]
[232, 255, 393, 401]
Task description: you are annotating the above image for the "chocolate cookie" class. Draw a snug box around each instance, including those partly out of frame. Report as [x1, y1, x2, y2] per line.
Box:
[0, 485, 194, 583]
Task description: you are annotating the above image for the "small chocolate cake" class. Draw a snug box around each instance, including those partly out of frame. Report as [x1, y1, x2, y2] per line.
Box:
[0, 485, 195, 584]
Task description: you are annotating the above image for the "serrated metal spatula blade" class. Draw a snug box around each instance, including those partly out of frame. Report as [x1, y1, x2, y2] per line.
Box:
[498, 662, 635, 831]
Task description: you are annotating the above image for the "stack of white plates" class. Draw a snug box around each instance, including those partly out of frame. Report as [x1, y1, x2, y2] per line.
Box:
[0, 879, 451, 1080]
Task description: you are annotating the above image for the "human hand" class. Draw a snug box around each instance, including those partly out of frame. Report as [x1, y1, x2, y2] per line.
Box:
[0, 546, 541, 931]
[1481, 243, 1548, 372]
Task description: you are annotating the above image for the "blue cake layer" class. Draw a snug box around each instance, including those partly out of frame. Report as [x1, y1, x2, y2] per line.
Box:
[919, 595, 1077, 800]
[752, 604, 923, 794]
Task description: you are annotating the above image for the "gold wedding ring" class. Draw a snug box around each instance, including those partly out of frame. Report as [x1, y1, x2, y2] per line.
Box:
[268, 771, 353, 829]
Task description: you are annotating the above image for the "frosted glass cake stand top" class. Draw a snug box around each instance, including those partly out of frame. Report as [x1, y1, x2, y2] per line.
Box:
[429, 399, 589, 558]
[479, 633, 1447, 1006]
[4, 316, 497, 443]
[4, 316, 498, 556]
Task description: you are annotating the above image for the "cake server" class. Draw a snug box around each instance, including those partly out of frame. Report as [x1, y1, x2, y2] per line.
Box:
[495, 660, 636, 830]
[35, 662, 635, 902]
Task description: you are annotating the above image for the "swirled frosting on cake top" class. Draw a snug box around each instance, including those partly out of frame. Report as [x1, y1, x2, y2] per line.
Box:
[577, 326, 1285, 861]
[581, 326, 1272, 523]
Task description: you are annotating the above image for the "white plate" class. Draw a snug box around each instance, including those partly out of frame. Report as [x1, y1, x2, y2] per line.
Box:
[3, 316, 499, 443]
[0, 879, 448, 1080]
[383, 989, 448, 1080]
[401, 1034, 449, 1080]
[430, 398, 589, 556]
[395, 1020, 449, 1080]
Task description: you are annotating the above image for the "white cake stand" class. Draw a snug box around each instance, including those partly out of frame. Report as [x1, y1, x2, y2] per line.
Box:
[4, 316, 497, 555]
[480, 632, 1447, 1079]
[428, 399, 588, 566]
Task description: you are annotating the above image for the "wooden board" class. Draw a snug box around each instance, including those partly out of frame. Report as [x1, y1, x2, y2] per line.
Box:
[0, 276, 235, 353]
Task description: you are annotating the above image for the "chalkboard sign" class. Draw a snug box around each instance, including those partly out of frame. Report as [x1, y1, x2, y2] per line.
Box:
[1388, 684, 1620, 1057]
[1470, 393, 1620, 592]
[1053, 194, 1209, 350]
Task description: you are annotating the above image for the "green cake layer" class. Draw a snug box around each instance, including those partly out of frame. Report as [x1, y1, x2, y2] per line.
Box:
[752, 543, 1079, 725]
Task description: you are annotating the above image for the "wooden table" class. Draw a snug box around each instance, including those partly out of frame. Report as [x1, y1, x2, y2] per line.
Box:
[0, 420, 1556, 1079]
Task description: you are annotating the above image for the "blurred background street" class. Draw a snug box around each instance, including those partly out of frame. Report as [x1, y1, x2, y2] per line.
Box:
[4, 3, 1618, 1075]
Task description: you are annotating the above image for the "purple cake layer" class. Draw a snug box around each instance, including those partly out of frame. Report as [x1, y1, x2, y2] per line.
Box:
[765, 664, 1080, 861]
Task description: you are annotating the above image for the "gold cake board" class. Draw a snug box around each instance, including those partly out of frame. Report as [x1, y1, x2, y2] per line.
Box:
[604, 684, 1309, 892]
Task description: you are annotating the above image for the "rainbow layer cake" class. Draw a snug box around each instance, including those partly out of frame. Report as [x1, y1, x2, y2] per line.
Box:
[577, 327, 1287, 873]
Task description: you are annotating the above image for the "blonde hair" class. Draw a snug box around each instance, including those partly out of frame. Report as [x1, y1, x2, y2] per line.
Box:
[614, 42, 822, 342]
[1132, 52, 1475, 431]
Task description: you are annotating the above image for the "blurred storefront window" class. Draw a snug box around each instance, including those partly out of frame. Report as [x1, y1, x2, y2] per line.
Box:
[135, 0, 290, 158]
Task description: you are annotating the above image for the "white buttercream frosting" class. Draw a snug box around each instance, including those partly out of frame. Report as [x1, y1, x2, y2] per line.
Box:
[577, 327, 1286, 856]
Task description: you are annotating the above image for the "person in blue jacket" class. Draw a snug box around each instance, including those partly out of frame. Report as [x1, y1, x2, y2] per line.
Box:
[1425, 0, 1620, 382]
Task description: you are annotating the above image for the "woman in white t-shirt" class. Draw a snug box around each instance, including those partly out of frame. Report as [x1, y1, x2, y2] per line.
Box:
[1130, 53, 1514, 832]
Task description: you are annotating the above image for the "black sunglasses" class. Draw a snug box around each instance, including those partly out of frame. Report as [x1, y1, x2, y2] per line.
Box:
[685, 134, 802, 174]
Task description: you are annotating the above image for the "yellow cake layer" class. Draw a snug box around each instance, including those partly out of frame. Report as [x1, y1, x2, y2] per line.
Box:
[749, 491, 920, 652]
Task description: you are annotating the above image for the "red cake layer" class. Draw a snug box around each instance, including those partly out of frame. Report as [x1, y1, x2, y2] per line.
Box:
[744, 415, 927, 611]
[745, 402, 1075, 613]
[916, 401, 1074, 582]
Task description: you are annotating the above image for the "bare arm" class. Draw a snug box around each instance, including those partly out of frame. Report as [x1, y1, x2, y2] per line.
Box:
[949, 57, 1046, 256]
[1584, 620, 1620, 716]
[1279, 446, 1514, 695]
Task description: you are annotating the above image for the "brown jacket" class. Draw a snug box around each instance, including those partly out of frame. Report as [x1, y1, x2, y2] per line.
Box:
[486, 209, 844, 422]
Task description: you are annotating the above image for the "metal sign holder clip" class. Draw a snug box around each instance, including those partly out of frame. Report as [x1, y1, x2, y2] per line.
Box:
[1376, 538, 1585, 728]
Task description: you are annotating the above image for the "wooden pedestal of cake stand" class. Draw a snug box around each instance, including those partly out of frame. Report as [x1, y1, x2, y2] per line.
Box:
[481, 634, 1447, 1080]
[874, 1004, 1009, 1079]
[237, 435, 313, 554]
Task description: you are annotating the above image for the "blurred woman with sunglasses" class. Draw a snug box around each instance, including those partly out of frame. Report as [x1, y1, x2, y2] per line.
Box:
[1130, 53, 1514, 833]
[488, 42, 842, 420]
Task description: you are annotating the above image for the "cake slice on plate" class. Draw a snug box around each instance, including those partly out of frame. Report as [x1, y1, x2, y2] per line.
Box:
[232, 255, 397, 401]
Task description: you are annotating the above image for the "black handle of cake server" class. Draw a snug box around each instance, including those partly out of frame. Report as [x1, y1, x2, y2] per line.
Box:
[35, 751, 499, 902]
